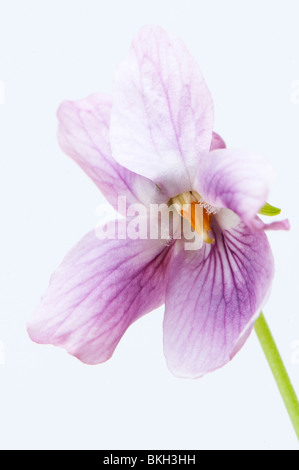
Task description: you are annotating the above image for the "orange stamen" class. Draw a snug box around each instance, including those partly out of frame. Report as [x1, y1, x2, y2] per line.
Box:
[180, 201, 214, 244]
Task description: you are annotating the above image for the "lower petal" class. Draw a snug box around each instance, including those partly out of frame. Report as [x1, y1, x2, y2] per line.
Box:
[28, 224, 173, 364]
[163, 219, 274, 378]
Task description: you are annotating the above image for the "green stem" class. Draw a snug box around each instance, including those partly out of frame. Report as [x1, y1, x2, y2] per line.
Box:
[254, 312, 299, 440]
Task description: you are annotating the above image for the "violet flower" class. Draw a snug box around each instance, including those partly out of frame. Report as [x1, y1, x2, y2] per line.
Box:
[28, 25, 290, 379]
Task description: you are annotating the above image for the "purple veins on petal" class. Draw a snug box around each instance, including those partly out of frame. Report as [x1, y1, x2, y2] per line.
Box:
[163, 220, 274, 378]
[28, 225, 173, 364]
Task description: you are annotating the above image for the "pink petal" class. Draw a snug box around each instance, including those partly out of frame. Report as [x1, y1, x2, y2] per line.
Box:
[163, 220, 274, 378]
[210, 131, 226, 151]
[195, 148, 288, 231]
[251, 216, 290, 232]
[110, 25, 214, 196]
[57, 93, 163, 212]
[28, 225, 173, 364]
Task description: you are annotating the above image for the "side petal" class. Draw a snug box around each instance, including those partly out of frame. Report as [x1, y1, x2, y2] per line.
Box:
[28, 225, 173, 364]
[163, 220, 274, 378]
[110, 25, 214, 196]
[195, 148, 288, 231]
[250, 215, 290, 232]
[57, 93, 162, 212]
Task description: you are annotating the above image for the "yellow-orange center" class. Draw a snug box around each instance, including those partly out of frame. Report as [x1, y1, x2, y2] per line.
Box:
[170, 191, 215, 244]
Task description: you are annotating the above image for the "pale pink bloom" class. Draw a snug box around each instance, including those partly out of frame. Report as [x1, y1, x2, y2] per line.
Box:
[28, 26, 289, 378]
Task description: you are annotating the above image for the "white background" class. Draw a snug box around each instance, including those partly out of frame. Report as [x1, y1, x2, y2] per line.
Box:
[0, 0, 299, 450]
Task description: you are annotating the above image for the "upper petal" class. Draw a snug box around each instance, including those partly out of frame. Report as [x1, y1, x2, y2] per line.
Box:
[195, 148, 288, 231]
[110, 25, 214, 196]
[163, 220, 274, 378]
[210, 131, 226, 151]
[28, 223, 173, 364]
[57, 93, 163, 212]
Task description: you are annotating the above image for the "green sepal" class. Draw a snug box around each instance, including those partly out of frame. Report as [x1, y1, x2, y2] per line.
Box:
[259, 202, 281, 217]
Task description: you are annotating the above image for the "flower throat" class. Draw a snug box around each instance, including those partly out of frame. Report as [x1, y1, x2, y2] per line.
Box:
[169, 191, 217, 244]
